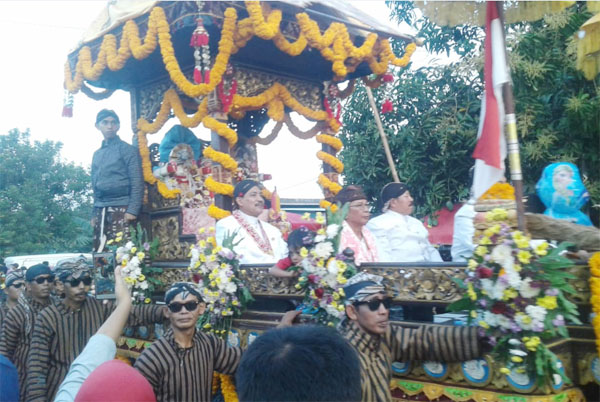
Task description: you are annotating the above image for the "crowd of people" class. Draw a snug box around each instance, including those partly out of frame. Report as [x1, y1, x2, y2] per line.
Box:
[0, 110, 488, 401]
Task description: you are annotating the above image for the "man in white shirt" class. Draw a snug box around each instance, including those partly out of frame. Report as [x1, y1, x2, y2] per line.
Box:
[451, 199, 476, 262]
[216, 180, 288, 264]
[366, 182, 442, 262]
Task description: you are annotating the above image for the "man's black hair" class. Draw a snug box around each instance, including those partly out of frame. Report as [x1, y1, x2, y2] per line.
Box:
[236, 325, 361, 402]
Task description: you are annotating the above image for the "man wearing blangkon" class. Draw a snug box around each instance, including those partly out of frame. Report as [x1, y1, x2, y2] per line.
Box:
[91, 109, 144, 252]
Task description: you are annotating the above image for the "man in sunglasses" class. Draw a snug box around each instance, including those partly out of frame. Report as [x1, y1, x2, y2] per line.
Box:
[134, 282, 243, 402]
[0, 269, 25, 328]
[0, 264, 56, 399]
[339, 272, 482, 401]
[26, 261, 166, 402]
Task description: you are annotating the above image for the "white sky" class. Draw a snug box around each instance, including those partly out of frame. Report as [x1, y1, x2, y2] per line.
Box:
[0, 1, 422, 199]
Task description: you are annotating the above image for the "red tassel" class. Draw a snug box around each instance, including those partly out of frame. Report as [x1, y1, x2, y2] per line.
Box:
[62, 105, 73, 117]
[204, 70, 211, 84]
[193, 67, 202, 84]
[197, 33, 209, 46]
[381, 99, 393, 114]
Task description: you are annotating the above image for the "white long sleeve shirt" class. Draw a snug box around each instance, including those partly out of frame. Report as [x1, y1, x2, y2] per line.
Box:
[215, 211, 288, 264]
[451, 202, 476, 262]
[366, 210, 442, 262]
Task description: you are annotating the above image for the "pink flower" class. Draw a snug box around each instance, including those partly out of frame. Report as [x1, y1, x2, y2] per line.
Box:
[381, 100, 394, 114]
[382, 73, 394, 83]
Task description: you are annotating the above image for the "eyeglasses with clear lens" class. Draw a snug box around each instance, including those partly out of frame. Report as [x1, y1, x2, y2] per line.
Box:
[354, 298, 392, 312]
[11, 283, 24, 289]
[67, 277, 92, 287]
[33, 275, 55, 284]
[168, 301, 199, 313]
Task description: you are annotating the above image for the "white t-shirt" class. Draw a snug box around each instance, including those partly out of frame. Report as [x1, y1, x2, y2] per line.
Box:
[215, 211, 288, 264]
[366, 210, 442, 262]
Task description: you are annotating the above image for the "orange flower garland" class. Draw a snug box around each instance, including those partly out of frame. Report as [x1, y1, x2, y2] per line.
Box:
[318, 173, 342, 195]
[202, 116, 238, 147]
[203, 147, 238, 172]
[479, 182, 516, 200]
[211, 373, 239, 402]
[590, 252, 600, 357]
[316, 151, 344, 173]
[205, 176, 234, 197]
[319, 199, 339, 213]
[208, 204, 232, 219]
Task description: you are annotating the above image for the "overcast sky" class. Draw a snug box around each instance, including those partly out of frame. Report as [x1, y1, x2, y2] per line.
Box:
[0, 1, 422, 199]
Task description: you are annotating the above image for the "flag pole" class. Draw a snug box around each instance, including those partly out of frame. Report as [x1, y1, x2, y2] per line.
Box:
[365, 86, 400, 183]
[496, 1, 526, 231]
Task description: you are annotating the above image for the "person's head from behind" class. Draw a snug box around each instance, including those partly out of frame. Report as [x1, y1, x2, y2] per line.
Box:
[95, 109, 120, 140]
[164, 282, 205, 331]
[236, 325, 361, 402]
[75, 360, 155, 402]
[343, 272, 391, 336]
[286, 228, 315, 265]
[334, 185, 370, 227]
[25, 264, 54, 301]
[234, 180, 264, 218]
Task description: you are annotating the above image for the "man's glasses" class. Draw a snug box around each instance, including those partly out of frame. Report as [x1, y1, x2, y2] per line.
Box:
[32, 275, 55, 284]
[168, 301, 199, 313]
[349, 202, 370, 210]
[10, 282, 24, 289]
[354, 298, 392, 312]
[66, 277, 92, 287]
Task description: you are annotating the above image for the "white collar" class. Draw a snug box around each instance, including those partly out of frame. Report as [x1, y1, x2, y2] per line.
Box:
[237, 210, 260, 225]
[386, 209, 409, 221]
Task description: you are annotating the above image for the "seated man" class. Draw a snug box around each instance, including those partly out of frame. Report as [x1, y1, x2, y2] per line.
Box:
[338, 272, 484, 401]
[236, 325, 361, 402]
[367, 182, 442, 262]
[216, 180, 288, 264]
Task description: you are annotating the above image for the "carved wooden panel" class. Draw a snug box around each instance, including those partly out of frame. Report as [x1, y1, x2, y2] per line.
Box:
[152, 216, 191, 261]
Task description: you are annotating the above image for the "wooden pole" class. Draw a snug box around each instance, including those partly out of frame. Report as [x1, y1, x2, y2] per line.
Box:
[496, 1, 526, 231]
[365, 86, 400, 183]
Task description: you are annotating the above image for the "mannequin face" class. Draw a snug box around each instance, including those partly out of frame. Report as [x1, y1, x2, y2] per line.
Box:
[236, 186, 264, 217]
[389, 191, 414, 215]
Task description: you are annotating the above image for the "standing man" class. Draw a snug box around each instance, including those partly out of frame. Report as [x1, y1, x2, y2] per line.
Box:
[91, 109, 144, 252]
[367, 182, 443, 262]
[25, 262, 165, 401]
[0, 264, 55, 399]
[0, 269, 25, 328]
[134, 282, 242, 401]
[339, 272, 483, 401]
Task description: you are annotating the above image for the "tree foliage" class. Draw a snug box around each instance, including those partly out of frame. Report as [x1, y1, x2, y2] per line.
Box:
[0, 129, 93, 256]
[340, 2, 599, 223]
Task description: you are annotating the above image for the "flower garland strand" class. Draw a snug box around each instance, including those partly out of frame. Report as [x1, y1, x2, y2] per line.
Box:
[589, 252, 600, 357]
[66, 3, 417, 95]
[205, 176, 234, 197]
[318, 173, 342, 195]
[316, 151, 344, 173]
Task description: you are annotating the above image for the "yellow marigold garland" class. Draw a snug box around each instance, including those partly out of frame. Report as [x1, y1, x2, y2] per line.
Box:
[319, 199, 338, 213]
[316, 151, 344, 173]
[220, 373, 239, 402]
[318, 173, 342, 195]
[205, 176, 234, 197]
[316, 134, 342, 152]
[208, 204, 232, 219]
[479, 182, 516, 201]
[202, 116, 238, 147]
[590, 252, 600, 357]
[203, 147, 238, 172]
[138, 89, 208, 134]
[66, 3, 417, 93]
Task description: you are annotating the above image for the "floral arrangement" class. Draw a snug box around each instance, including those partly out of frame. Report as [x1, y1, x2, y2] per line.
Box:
[589, 252, 600, 357]
[294, 206, 358, 326]
[108, 224, 162, 304]
[449, 217, 581, 389]
[188, 228, 253, 335]
[479, 182, 516, 200]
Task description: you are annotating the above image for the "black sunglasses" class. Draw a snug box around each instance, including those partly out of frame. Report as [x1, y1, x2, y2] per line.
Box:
[168, 301, 199, 313]
[32, 275, 55, 284]
[10, 282, 24, 289]
[67, 277, 92, 287]
[354, 298, 392, 312]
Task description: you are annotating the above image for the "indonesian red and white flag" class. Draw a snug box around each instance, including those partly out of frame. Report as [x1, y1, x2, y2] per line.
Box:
[472, 1, 510, 199]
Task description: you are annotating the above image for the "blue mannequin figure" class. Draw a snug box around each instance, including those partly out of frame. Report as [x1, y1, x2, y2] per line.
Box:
[535, 162, 592, 226]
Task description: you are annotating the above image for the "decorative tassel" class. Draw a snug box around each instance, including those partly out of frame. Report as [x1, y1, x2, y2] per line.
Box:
[61, 91, 74, 117]
[193, 67, 203, 84]
[204, 69, 211, 84]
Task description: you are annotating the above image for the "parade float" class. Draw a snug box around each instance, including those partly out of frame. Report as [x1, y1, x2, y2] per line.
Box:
[63, 1, 598, 400]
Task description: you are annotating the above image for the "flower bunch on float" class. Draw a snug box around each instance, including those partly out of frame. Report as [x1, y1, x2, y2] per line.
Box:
[107, 224, 162, 304]
[188, 228, 253, 335]
[448, 211, 581, 388]
[479, 182, 516, 200]
[589, 252, 600, 357]
[294, 205, 358, 326]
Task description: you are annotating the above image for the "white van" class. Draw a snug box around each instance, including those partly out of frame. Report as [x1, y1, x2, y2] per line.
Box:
[4, 253, 92, 269]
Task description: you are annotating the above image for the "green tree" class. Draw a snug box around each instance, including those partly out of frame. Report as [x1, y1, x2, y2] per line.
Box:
[340, 3, 599, 223]
[0, 129, 93, 256]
